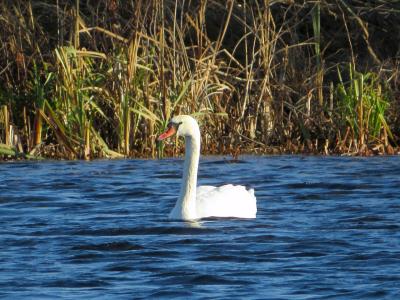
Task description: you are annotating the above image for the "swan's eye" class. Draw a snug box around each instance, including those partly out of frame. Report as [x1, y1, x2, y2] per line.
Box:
[169, 121, 183, 129]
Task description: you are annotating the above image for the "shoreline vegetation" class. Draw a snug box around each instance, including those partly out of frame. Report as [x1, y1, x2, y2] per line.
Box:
[0, 0, 399, 160]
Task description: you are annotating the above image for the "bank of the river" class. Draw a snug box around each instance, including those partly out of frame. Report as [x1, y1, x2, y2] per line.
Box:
[1, 141, 399, 162]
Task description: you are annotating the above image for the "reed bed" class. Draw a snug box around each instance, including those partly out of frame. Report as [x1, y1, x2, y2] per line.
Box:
[0, 0, 399, 159]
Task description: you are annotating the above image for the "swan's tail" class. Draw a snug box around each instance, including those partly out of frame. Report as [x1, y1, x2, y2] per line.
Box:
[248, 187, 255, 197]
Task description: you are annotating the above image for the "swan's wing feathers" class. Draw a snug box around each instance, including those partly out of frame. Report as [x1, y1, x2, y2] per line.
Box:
[196, 184, 257, 219]
[196, 185, 216, 197]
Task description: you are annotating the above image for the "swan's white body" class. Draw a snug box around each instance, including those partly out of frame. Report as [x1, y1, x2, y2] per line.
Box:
[159, 115, 257, 220]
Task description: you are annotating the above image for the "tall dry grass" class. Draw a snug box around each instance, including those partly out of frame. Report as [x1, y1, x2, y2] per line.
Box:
[0, 0, 399, 159]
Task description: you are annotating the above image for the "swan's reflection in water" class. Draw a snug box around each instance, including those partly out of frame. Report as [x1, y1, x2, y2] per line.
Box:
[185, 220, 203, 228]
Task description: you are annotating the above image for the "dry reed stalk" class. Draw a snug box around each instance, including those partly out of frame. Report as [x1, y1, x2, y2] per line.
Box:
[32, 108, 43, 147]
[23, 106, 30, 150]
[2, 105, 10, 146]
[84, 120, 90, 160]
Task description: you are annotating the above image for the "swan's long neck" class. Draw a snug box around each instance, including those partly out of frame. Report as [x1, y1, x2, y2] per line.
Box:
[173, 132, 200, 220]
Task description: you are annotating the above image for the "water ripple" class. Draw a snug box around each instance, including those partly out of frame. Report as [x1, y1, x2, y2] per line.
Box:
[0, 156, 399, 299]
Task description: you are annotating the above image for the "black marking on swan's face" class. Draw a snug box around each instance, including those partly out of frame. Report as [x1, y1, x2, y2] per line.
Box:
[168, 120, 183, 130]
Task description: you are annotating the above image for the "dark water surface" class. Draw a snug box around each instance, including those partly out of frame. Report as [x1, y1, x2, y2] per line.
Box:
[0, 156, 399, 299]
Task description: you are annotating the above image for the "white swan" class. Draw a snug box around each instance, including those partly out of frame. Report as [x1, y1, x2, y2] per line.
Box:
[158, 115, 257, 220]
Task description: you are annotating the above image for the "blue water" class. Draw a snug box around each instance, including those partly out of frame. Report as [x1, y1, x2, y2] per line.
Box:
[0, 156, 399, 299]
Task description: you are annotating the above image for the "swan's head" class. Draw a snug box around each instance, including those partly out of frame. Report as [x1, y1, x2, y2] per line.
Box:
[158, 115, 199, 141]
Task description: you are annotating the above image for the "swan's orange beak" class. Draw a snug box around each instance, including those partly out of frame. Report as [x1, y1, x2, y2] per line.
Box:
[157, 126, 176, 141]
